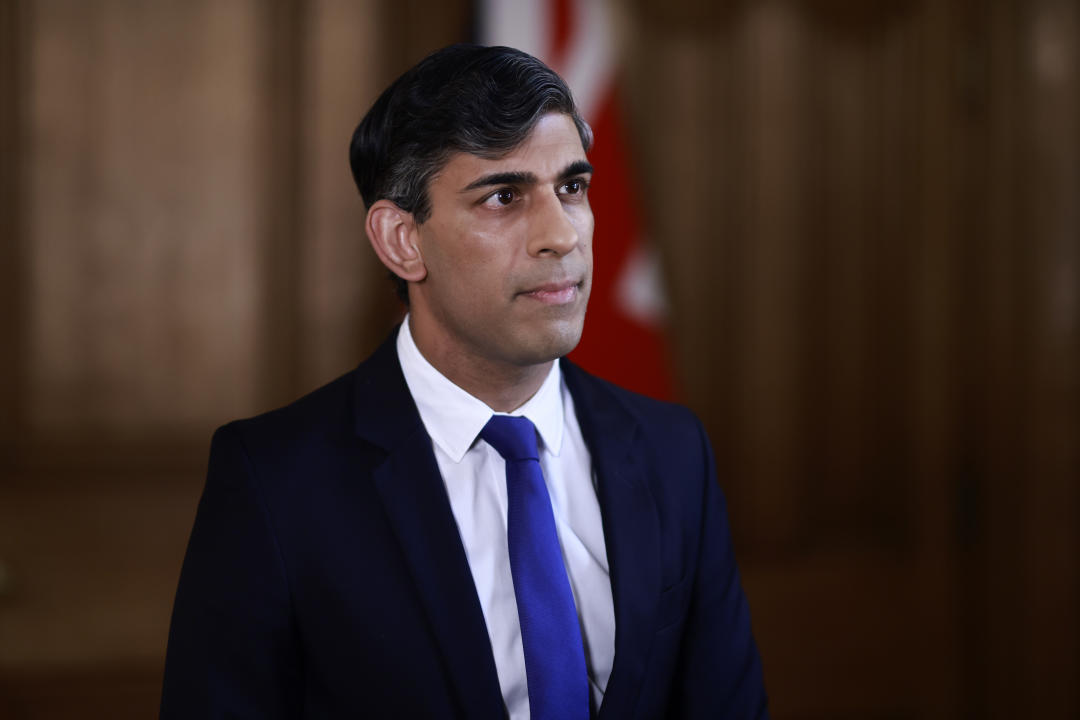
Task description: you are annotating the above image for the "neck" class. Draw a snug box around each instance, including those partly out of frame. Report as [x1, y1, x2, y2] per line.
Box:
[446, 361, 552, 413]
[407, 316, 553, 413]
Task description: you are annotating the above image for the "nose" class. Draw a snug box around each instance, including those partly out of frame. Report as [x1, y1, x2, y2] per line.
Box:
[527, 193, 580, 257]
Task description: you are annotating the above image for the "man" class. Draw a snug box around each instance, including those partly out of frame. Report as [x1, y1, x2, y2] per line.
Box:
[162, 44, 767, 718]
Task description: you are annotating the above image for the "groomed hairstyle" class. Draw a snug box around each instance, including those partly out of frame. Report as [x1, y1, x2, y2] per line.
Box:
[349, 43, 592, 303]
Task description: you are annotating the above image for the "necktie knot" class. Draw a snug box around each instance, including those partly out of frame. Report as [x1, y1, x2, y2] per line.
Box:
[480, 415, 540, 462]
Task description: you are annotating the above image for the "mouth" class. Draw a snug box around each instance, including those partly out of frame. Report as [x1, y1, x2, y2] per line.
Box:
[518, 279, 583, 305]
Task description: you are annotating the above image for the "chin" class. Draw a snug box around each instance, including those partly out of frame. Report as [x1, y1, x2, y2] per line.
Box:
[519, 318, 585, 365]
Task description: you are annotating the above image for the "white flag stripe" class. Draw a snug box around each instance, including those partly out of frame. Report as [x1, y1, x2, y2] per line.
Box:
[557, 0, 616, 123]
[478, 0, 615, 124]
[616, 244, 669, 324]
[478, 0, 549, 60]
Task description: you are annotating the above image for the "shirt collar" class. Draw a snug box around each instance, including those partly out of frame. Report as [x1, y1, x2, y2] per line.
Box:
[396, 315, 565, 463]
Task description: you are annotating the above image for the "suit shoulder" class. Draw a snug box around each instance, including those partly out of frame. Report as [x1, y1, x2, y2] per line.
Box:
[217, 368, 359, 459]
[561, 360, 704, 438]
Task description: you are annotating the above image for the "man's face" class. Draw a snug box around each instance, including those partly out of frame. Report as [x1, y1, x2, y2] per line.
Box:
[409, 112, 594, 375]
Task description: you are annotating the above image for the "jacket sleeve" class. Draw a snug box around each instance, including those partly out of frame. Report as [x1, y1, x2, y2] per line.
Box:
[160, 423, 303, 719]
[670, 417, 769, 719]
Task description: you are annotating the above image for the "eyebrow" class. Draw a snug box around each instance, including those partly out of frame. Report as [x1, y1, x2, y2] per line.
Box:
[461, 160, 594, 193]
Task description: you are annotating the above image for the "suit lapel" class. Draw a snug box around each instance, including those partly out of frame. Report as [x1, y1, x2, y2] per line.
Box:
[562, 361, 662, 719]
[353, 330, 504, 717]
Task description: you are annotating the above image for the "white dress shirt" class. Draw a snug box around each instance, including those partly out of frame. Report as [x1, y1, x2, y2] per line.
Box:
[396, 316, 616, 719]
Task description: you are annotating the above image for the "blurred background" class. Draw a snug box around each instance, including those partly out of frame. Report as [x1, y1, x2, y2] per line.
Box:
[1, 0, 1077, 717]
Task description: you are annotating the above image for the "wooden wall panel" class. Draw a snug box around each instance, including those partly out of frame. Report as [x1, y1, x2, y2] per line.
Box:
[0, 482, 197, 667]
[0, 0, 22, 453]
[1, 0, 472, 712]
[1022, 0, 1079, 708]
[23, 0, 263, 437]
[0, 0, 422, 713]
[297, 0, 394, 391]
[738, 1, 810, 550]
[985, 0, 1079, 714]
[630, 1, 929, 551]
[626, 0, 1075, 716]
[2, 4, 275, 712]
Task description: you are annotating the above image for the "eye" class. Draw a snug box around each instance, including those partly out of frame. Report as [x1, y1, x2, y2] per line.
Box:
[483, 188, 516, 207]
[558, 178, 589, 197]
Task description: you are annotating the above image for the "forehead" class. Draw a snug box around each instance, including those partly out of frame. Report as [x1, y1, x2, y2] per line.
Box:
[438, 113, 589, 186]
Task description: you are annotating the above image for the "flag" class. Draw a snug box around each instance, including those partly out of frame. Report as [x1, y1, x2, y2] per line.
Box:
[478, 0, 674, 400]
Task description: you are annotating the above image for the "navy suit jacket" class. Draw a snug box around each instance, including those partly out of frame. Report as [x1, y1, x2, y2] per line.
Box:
[161, 328, 768, 718]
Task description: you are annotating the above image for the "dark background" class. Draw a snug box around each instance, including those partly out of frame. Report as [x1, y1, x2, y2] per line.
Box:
[1, 0, 1077, 717]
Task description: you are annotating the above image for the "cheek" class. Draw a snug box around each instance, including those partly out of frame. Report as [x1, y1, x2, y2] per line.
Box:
[470, 225, 526, 271]
[448, 250, 506, 311]
[572, 207, 594, 244]
[424, 222, 503, 280]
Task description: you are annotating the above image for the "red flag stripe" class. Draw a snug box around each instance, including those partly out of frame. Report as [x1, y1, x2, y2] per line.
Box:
[550, 0, 573, 64]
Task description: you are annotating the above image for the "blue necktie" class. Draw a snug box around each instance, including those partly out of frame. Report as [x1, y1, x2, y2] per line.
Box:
[480, 415, 590, 720]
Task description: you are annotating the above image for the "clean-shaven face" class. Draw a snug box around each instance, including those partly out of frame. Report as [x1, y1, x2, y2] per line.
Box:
[410, 112, 594, 374]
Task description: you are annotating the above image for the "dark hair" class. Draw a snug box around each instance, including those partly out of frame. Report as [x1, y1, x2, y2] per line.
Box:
[349, 44, 592, 303]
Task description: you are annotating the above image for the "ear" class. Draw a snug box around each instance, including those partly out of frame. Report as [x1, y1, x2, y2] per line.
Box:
[365, 199, 427, 283]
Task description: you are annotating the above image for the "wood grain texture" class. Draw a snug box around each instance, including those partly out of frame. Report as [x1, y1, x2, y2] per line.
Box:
[22, 0, 263, 436]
